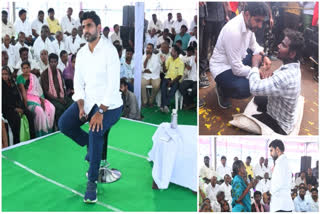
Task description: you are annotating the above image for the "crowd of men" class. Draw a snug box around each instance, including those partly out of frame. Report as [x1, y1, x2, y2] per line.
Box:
[199, 151, 319, 212]
[2, 7, 197, 147]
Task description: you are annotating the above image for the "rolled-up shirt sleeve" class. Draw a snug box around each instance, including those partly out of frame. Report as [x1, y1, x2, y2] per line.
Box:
[224, 29, 251, 77]
[72, 55, 85, 101]
[100, 45, 121, 107]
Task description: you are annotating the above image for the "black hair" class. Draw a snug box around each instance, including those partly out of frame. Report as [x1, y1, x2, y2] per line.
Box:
[2, 10, 8, 15]
[71, 54, 77, 62]
[48, 8, 54, 14]
[254, 191, 262, 197]
[120, 78, 128, 86]
[38, 10, 44, 15]
[48, 53, 59, 62]
[126, 47, 134, 54]
[2, 65, 11, 74]
[147, 43, 154, 49]
[269, 139, 285, 152]
[246, 156, 252, 161]
[21, 61, 30, 68]
[163, 28, 169, 33]
[232, 160, 244, 178]
[113, 24, 119, 29]
[81, 11, 101, 26]
[172, 45, 181, 56]
[164, 38, 171, 44]
[181, 25, 187, 30]
[59, 50, 68, 58]
[311, 188, 318, 193]
[19, 47, 29, 55]
[189, 41, 197, 49]
[187, 46, 195, 54]
[221, 156, 226, 161]
[244, 2, 268, 17]
[176, 40, 182, 45]
[299, 186, 306, 191]
[204, 156, 209, 160]
[284, 28, 305, 61]
[152, 14, 156, 17]
[168, 13, 172, 16]
[114, 44, 123, 53]
[103, 26, 110, 32]
[19, 9, 26, 17]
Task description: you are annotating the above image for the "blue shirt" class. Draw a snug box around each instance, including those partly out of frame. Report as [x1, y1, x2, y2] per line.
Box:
[174, 33, 191, 50]
[294, 195, 311, 212]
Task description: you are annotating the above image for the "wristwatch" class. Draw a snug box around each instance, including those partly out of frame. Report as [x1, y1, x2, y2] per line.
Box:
[98, 108, 104, 114]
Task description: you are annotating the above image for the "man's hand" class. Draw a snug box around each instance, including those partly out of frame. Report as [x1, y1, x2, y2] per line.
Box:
[262, 56, 272, 71]
[160, 55, 166, 64]
[260, 67, 274, 79]
[89, 112, 103, 132]
[143, 69, 152, 74]
[15, 108, 24, 114]
[270, 18, 274, 28]
[252, 54, 262, 68]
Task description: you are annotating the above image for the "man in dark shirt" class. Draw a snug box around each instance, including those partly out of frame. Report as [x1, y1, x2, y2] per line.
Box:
[306, 167, 318, 186]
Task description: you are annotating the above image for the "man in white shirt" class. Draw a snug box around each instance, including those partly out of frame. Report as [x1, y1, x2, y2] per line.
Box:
[110, 24, 122, 45]
[144, 28, 158, 50]
[38, 49, 49, 74]
[189, 15, 197, 35]
[14, 47, 40, 77]
[188, 26, 197, 47]
[61, 7, 76, 36]
[57, 50, 68, 72]
[103, 26, 110, 40]
[14, 9, 33, 46]
[156, 28, 172, 49]
[13, 32, 33, 66]
[75, 11, 84, 28]
[210, 3, 271, 109]
[2, 34, 15, 66]
[206, 176, 220, 204]
[199, 156, 216, 183]
[141, 43, 161, 107]
[32, 25, 54, 63]
[148, 14, 163, 35]
[216, 156, 232, 180]
[2, 10, 15, 40]
[58, 11, 123, 204]
[269, 139, 294, 212]
[295, 171, 307, 186]
[31, 10, 48, 39]
[52, 31, 67, 56]
[308, 188, 319, 212]
[65, 27, 82, 54]
[163, 13, 174, 34]
[255, 172, 271, 194]
[218, 174, 232, 205]
[172, 13, 188, 35]
[262, 158, 272, 178]
[294, 186, 311, 212]
[254, 157, 265, 179]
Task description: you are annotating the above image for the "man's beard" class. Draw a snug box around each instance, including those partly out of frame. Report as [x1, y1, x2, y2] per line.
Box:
[247, 17, 258, 32]
[85, 30, 98, 42]
[271, 153, 278, 161]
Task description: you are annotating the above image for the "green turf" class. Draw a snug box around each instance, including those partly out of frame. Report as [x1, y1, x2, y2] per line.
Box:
[141, 106, 197, 126]
[2, 119, 197, 212]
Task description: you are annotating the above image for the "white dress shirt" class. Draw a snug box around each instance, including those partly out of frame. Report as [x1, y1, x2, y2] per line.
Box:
[184, 55, 197, 81]
[31, 19, 49, 36]
[38, 60, 48, 74]
[2, 21, 15, 38]
[254, 163, 265, 178]
[158, 50, 171, 73]
[189, 20, 196, 32]
[61, 15, 76, 34]
[262, 165, 272, 178]
[73, 37, 122, 114]
[156, 35, 172, 47]
[2, 43, 16, 66]
[32, 37, 54, 63]
[15, 58, 40, 76]
[52, 40, 67, 56]
[142, 53, 161, 80]
[216, 165, 232, 180]
[209, 12, 263, 79]
[172, 19, 188, 34]
[295, 176, 306, 186]
[65, 35, 81, 54]
[148, 20, 163, 32]
[110, 32, 122, 45]
[218, 182, 232, 202]
[255, 179, 271, 193]
[206, 183, 220, 203]
[144, 34, 158, 49]
[14, 18, 32, 37]
[308, 197, 319, 212]
[270, 154, 294, 212]
[13, 42, 33, 65]
[199, 164, 217, 180]
[163, 19, 174, 31]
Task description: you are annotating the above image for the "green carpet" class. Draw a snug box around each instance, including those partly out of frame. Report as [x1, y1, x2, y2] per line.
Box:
[2, 119, 197, 212]
[141, 106, 197, 126]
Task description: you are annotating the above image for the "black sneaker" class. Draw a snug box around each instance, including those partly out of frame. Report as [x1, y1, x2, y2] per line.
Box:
[84, 181, 97, 203]
[215, 85, 231, 109]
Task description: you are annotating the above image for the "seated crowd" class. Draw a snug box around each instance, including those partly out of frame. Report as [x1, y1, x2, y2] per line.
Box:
[199, 156, 319, 212]
[2, 8, 198, 147]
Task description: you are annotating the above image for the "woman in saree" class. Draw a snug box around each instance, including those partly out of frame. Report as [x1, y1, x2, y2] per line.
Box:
[17, 61, 55, 137]
[231, 160, 257, 212]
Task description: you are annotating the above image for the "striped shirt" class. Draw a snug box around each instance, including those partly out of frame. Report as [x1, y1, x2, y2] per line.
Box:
[248, 62, 301, 134]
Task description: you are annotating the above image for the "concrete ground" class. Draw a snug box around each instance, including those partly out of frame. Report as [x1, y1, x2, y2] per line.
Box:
[199, 59, 319, 135]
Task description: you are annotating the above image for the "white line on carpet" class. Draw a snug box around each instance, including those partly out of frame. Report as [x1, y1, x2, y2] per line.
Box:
[108, 146, 149, 160]
[2, 155, 123, 212]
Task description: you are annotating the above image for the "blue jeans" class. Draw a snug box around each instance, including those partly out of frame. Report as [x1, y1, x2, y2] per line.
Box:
[58, 102, 122, 182]
[161, 78, 179, 107]
[214, 49, 253, 99]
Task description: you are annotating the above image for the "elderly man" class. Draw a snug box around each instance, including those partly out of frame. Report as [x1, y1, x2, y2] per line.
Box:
[61, 7, 76, 36]
[2, 34, 15, 66]
[206, 176, 220, 204]
[111, 24, 122, 45]
[172, 12, 188, 35]
[65, 27, 81, 54]
[254, 157, 265, 179]
[52, 31, 66, 55]
[255, 172, 271, 194]
[38, 49, 49, 73]
[32, 25, 54, 63]
[14, 47, 40, 77]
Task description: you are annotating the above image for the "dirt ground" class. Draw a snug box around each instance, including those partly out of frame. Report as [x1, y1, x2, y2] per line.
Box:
[199, 59, 319, 135]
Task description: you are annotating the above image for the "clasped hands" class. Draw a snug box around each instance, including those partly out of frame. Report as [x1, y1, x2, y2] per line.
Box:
[252, 54, 273, 79]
